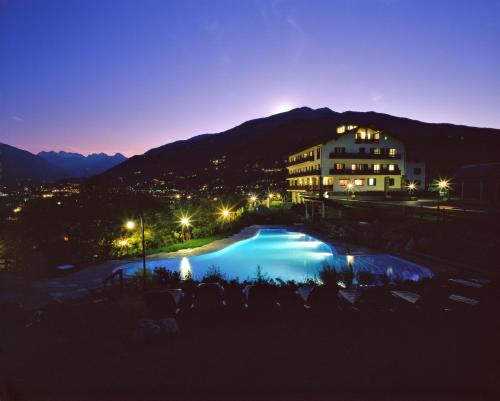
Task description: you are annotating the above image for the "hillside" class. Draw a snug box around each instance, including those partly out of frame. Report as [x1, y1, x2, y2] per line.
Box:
[93, 107, 500, 190]
[0, 143, 66, 186]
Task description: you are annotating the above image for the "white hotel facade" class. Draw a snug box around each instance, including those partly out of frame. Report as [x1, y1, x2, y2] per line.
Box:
[286, 125, 425, 203]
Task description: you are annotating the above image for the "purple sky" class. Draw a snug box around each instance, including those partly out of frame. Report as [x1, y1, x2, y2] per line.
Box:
[1, 0, 499, 157]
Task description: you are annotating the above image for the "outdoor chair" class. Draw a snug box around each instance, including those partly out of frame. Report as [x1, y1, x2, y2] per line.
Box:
[277, 286, 304, 312]
[192, 282, 225, 313]
[305, 285, 339, 313]
[243, 284, 280, 312]
[143, 289, 179, 319]
[357, 286, 394, 312]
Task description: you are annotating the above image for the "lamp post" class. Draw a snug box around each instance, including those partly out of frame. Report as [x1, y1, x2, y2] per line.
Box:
[180, 215, 191, 242]
[436, 179, 449, 210]
[220, 208, 230, 220]
[408, 182, 416, 195]
[267, 193, 274, 208]
[346, 182, 354, 200]
[249, 195, 257, 208]
[125, 216, 147, 291]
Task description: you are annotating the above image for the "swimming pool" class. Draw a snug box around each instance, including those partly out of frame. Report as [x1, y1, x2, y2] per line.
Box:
[119, 228, 433, 283]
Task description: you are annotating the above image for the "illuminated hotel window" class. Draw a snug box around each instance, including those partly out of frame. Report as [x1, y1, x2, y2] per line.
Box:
[368, 178, 376, 186]
[337, 125, 346, 134]
[371, 148, 381, 155]
[351, 164, 357, 171]
[347, 125, 357, 130]
[388, 164, 395, 171]
[388, 148, 397, 157]
[373, 164, 380, 171]
[335, 163, 344, 170]
[354, 179, 364, 186]
[323, 177, 333, 185]
[339, 179, 349, 186]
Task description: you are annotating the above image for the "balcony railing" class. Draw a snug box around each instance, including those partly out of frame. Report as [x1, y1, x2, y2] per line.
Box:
[287, 171, 321, 178]
[354, 138, 380, 144]
[329, 168, 401, 175]
[287, 154, 315, 166]
[287, 185, 320, 191]
[329, 152, 401, 160]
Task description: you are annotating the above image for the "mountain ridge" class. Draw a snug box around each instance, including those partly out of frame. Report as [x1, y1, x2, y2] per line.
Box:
[94, 107, 500, 190]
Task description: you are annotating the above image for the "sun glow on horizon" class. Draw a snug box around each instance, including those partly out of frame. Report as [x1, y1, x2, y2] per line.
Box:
[272, 103, 294, 115]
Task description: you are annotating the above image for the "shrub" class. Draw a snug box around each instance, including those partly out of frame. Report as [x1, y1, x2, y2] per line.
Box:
[338, 268, 354, 286]
[357, 271, 374, 286]
[153, 267, 181, 287]
[202, 265, 226, 283]
[318, 264, 338, 286]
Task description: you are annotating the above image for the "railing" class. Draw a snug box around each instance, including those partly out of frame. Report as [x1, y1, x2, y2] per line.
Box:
[287, 155, 315, 166]
[354, 138, 380, 144]
[329, 168, 401, 175]
[288, 185, 321, 191]
[287, 171, 321, 178]
[329, 152, 401, 160]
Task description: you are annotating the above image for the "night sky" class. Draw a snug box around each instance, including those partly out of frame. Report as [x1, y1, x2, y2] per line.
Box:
[1, 0, 499, 156]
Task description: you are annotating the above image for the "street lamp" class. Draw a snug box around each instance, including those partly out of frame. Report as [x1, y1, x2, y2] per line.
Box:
[436, 178, 450, 209]
[346, 182, 354, 199]
[125, 216, 147, 291]
[179, 214, 191, 242]
[407, 181, 417, 196]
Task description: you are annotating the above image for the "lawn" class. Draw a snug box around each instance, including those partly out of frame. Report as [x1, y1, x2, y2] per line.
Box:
[1, 294, 499, 401]
[145, 234, 226, 255]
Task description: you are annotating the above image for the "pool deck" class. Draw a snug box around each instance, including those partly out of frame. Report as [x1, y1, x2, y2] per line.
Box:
[0, 224, 455, 310]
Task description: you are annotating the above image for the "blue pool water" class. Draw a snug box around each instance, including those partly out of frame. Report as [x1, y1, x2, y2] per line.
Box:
[120, 228, 433, 283]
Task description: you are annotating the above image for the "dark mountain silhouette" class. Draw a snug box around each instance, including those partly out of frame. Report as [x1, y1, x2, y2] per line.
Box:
[38, 151, 126, 178]
[0, 145, 127, 186]
[94, 107, 500, 189]
[0, 143, 66, 186]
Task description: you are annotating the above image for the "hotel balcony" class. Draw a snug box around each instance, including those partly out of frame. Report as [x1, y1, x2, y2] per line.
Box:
[287, 154, 315, 166]
[287, 171, 321, 178]
[329, 167, 401, 175]
[287, 185, 320, 191]
[354, 138, 380, 144]
[329, 152, 401, 160]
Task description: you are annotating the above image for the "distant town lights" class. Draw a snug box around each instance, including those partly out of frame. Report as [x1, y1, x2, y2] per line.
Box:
[13, 206, 22, 213]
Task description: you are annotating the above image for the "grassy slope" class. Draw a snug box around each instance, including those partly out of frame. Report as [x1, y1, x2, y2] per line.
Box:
[145, 234, 226, 256]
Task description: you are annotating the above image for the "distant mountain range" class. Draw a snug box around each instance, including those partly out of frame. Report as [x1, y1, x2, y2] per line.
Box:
[94, 107, 500, 190]
[0, 145, 126, 186]
[38, 151, 126, 179]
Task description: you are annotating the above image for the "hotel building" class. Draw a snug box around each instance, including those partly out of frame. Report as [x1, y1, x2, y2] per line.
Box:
[286, 125, 425, 203]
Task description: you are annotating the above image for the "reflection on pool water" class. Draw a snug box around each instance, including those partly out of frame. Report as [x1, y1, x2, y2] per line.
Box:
[120, 228, 433, 283]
